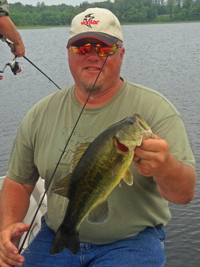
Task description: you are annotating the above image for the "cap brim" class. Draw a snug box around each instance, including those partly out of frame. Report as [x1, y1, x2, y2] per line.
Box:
[67, 32, 118, 48]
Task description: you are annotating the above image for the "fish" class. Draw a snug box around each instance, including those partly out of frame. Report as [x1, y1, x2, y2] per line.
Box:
[50, 114, 153, 255]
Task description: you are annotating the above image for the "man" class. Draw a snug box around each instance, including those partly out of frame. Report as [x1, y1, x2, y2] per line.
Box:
[0, 0, 25, 58]
[0, 8, 196, 267]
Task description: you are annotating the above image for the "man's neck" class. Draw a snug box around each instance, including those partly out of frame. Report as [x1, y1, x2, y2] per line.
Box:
[75, 79, 123, 108]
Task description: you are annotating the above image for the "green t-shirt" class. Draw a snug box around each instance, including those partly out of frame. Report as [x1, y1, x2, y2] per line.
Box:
[0, 0, 9, 16]
[7, 79, 195, 244]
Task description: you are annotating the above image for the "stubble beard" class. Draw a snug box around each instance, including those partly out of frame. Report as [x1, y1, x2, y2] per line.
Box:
[81, 80, 104, 95]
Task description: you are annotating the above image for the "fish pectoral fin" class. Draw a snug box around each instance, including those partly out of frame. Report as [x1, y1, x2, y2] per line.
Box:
[123, 168, 133, 186]
[52, 173, 72, 199]
[112, 161, 123, 176]
[73, 142, 91, 169]
[88, 200, 109, 224]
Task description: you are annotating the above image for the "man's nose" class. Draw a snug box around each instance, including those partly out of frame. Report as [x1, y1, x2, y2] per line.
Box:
[89, 46, 99, 57]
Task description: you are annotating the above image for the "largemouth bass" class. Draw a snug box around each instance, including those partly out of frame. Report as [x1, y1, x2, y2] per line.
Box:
[50, 114, 153, 255]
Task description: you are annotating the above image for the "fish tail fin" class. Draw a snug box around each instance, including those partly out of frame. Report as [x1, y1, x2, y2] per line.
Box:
[50, 224, 80, 255]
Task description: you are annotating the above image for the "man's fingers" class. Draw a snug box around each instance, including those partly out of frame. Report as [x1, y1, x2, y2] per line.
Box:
[0, 223, 29, 266]
[152, 134, 161, 140]
[0, 258, 17, 267]
[0, 243, 24, 267]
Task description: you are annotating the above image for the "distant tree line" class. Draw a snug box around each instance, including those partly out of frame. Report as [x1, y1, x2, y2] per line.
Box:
[9, 0, 200, 26]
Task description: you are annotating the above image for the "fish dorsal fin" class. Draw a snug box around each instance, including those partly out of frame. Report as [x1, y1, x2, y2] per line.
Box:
[73, 142, 91, 169]
[52, 173, 72, 199]
[123, 168, 133, 186]
[88, 200, 109, 224]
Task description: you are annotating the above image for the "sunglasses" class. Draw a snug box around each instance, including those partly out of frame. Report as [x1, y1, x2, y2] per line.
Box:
[71, 43, 122, 57]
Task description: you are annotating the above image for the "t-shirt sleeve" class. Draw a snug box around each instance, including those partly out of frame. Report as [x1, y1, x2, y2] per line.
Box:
[0, 0, 9, 16]
[7, 111, 39, 185]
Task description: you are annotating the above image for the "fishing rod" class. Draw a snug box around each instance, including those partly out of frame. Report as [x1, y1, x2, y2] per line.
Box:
[16, 52, 112, 257]
[0, 36, 61, 90]
[23, 55, 61, 90]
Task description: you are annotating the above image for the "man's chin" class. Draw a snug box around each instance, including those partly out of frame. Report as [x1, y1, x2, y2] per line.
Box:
[82, 80, 103, 94]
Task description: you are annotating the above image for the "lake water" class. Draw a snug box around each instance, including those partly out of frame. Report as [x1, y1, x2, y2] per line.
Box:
[0, 22, 200, 266]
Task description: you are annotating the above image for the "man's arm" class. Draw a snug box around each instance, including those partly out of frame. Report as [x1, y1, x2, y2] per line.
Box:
[0, 176, 35, 267]
[0, 15, 25, 57]
[133, 135, 197, 204]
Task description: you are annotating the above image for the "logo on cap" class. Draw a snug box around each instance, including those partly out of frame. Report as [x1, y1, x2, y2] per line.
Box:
[81, 13, 100, 28]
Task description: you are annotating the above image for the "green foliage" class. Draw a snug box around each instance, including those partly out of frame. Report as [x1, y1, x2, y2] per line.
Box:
[8, 0, 200, 26]
[155, 14, 173, 22]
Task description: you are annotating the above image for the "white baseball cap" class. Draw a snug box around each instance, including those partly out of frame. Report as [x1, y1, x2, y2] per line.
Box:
[67, 8, 123, 48]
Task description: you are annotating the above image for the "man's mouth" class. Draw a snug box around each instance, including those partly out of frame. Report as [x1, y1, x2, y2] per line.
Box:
[86, 67, 101, 71]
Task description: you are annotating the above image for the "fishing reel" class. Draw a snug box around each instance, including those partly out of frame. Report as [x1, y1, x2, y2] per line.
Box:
[0, 56, 22, 75]
[0, 35, 22, 75]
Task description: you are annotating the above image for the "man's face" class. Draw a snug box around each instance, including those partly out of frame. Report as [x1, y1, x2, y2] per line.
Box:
[68, 38, 125, 95]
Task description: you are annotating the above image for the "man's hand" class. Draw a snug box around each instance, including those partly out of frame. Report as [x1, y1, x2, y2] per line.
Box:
[10, 41, 25, 58]
[133, 134, 171, 177]
[133, 134, 196, 204]
[0, 223, 30, 267]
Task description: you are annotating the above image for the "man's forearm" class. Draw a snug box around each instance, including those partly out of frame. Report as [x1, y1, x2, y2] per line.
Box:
[0, 15, 23, 46]
[154, 156, 196, 204]
[0, 177, 34, 232]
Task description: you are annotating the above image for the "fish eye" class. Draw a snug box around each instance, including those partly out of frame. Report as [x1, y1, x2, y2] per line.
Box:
[126, 119, 133, 125]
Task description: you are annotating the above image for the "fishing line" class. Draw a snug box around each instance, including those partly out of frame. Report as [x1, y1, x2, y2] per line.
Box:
[17, 53, 111, 256]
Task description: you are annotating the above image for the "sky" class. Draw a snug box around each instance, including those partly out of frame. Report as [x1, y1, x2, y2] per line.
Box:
[8, 0, 113, 7]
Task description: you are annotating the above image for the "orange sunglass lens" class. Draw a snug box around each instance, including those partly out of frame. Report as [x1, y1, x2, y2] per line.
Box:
[96, 45, 117, 56]
[72, 44, 91, 55]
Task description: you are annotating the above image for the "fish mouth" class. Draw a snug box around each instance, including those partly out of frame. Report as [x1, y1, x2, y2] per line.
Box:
[135, 115, 153, 138]
[136, 115, 149, 132]
[116, 138, 129, 152]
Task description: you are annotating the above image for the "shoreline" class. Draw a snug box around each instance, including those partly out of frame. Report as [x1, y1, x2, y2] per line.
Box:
[16, 20, 200, 30]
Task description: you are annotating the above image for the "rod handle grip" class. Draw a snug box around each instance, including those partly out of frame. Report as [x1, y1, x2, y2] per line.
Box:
[7, 40, 15, 52]
[1, 36, 16, 52]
